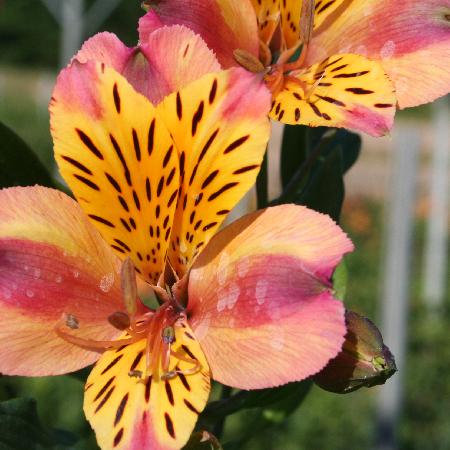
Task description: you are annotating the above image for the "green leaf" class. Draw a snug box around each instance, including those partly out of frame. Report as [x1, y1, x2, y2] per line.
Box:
[0, 397, 50, 449]
[300, 143, 345, 221]
[280, 125, 326, 188]
[276, 127, 361, 222]
[0, 397, 78, 450]
[0, 122, 55, 189]
[183, 431, 223, 450]
[200, 380, 312, 426]
[220, 381, 313, 450]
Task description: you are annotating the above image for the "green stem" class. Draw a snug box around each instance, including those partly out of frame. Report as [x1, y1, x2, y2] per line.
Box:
[256, 150, 269, 209]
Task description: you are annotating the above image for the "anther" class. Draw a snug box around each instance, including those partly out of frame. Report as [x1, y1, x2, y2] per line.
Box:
[128, 370, 143, 378]
[121, 257, 138, 316]
[161, 370, 178, 381]
[233, 49, 265, 73]
[162, 326, 176, 345]
[108, 311, 131, 330]
[64, 313, 79, 329]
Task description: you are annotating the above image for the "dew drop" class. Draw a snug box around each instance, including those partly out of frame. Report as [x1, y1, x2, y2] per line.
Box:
[26, 289, 35, 298]
[255, 279, 268, 305]
[380, 40, 395, 59]
[217, 252, 229, 286]
[55, 275, 63, 284]
[99, 272, 114, 293]
[217, 282, 240, 312]
[179, 240, 188, 253]
[237, 257, 250, 278]
[270, 331, 285, 350]
[33, 268, 41, 279]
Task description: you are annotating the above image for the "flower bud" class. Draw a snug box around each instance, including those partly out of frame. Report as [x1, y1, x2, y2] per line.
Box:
[314, 310, 396, 394]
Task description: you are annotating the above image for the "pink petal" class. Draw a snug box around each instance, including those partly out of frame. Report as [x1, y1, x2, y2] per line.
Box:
[139, 0, 259, 68]
[73, 27, 220, 104]
[0, 186, 127, 376]
[188, 205, 353, 389]
[138, 25, 221, 104]
[74, 32, 134, 73]
[308, 0, 450, 108]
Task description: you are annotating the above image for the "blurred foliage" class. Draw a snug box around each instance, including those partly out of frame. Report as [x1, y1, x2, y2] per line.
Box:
[0, 122, 55, 188]
[0, 1, 142, 69]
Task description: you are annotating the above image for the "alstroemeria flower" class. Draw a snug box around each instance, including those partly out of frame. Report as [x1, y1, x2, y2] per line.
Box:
[0, 57, 353, 449]
[142, 0, 450, 136]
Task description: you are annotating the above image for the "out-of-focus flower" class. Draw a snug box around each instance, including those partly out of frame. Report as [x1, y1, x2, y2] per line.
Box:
[314, 310, 397, 394]
[0, 56, 354, 449]
[142, 0, 450, 136]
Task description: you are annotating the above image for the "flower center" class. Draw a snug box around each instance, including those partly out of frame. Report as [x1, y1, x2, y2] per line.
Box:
[54, 258, 200, 381]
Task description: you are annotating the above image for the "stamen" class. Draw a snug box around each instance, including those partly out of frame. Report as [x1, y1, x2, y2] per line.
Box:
[161, 370, 178, 381]
[300, 0, 315, 47]
[162, 326, 176, 345]
[108, 311, 131, 330]
[64, 313, 79, 329]
[128, 370, 143, 378]
[233, 49, 265, 73]
[121, 257, 138, 316]
[55, 325, 144, 351]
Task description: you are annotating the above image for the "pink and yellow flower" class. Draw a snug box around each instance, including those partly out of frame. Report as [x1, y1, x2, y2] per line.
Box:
[142, 0, 450, 136]
[0, 37, 353, 450]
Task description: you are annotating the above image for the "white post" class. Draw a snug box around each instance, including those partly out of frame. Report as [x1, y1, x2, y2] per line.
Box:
[376, 127, 420, 450]
[423, 96, 449, 313]
[60, 0, 84, 67]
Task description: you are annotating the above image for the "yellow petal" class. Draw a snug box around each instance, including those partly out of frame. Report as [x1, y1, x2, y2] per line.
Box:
[250, 0, 281, 45]
[313, 0, 346, 30]
[157, 68, 271, 277]
[51, 62, 180, 283]
[280, 0, 302, 50]
[84, 324, 210, 450]
[271, 53, 396, 136]
[280, 0, 346, 51]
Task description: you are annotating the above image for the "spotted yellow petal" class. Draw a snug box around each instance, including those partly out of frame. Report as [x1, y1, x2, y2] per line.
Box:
[279, 0, 302, 50]
[51, 61, 180, 283]
[157, 68, 271, 277]
[278, 0, 346, 51]
[313, 0, 346, 30]
[84, 324, 210, 450]
[271, 53, 396, 136]
[308, 0, 450, 108]
[250, 0, 281, 45]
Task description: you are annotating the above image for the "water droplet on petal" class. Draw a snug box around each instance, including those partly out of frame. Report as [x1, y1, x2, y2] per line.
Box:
[33, 268, 41, 279]
[217, 282, 240, 311]
[380, 40, 395, 59]
[255, 279, 268, 305]
[99, 272, 114, 293]
[55, 275, 63, 284]
[179, 240, 188, 253]
[217, 252, 230, 286]
[26, 289, 35, 298]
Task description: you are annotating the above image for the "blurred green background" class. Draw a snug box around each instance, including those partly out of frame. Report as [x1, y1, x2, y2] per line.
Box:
[0, 1, 449, 449]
